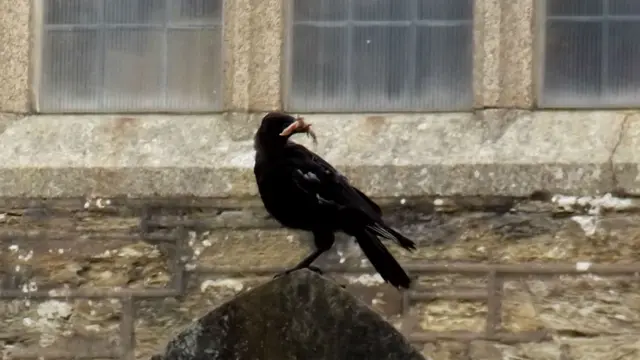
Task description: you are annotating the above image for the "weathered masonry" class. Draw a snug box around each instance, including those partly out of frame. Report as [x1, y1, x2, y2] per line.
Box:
[1, 1, 640, 360]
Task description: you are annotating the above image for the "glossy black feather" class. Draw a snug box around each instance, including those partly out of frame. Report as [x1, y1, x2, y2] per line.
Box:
[253, 113, 416, 289]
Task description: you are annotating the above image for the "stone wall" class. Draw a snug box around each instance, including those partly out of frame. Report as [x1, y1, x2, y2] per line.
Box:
[1, 1, 637, 358]
[2, 195, 640, 360]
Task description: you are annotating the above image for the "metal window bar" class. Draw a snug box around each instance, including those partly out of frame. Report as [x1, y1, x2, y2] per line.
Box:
[601, 0, 609, 99]
[407, 0, 418, 108]
[346, 0, 354, 103]
[545, 15, 640, 21]
[293, 20, 472, 26]
[162, 0, 170, 105]
[42, 23, 220, 30]
[316, 0, 326, 102]
[98, 1, 107, 110]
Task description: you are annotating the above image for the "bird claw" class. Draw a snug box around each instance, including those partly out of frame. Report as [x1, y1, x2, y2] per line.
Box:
[272, 271, 290, 279]
[307, 265, 324, 275]
[273, 266, 324, 280]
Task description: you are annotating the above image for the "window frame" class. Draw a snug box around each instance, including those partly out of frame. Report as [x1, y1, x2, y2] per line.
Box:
[282, 0, 475, 113]
[536, 0, 640, 109]
[32, 0, 226, 114]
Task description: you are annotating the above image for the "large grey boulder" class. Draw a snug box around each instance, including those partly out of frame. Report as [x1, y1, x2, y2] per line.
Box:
[156, 269, 425, 360]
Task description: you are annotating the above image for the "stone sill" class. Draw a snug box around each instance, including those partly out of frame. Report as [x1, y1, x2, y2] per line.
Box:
[0, 110, 637, 198]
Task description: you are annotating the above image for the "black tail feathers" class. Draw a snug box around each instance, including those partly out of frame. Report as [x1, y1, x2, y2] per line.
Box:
[337, 206, 415, 289]
[338, 206, 417, 251]
[355, 229, 412, 289]
[367, 223, 416, 251]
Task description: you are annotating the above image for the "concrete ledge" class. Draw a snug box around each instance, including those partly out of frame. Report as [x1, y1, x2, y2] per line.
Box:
[0, 110, 637, 198]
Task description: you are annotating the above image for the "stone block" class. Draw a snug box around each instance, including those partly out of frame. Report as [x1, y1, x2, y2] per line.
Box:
[155, 269, 425, 360]
[473, 0, 535, 108]
[248, 0, 282, 110]
[502, 276, 640, 335]
[612, 113, 640, 193]
[222, 0, 252, 111]
[1, 210, 172, 290]
[0, 0, 30, 112]
[421, 341, 468, 360]
[1, 298, 122, 357]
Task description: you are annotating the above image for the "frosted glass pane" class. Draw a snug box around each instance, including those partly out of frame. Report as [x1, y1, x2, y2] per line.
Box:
[167, 28, 223, 110]
[171, 0, 222, 23]
[546, 0, 602, 16]
[352, 0, 412, 21]
[293, 0, 348, 21]
[40, 30, 102, 111]
[288, 0, 473, 112]
[290, 25, 349, 110]
[418, 0, 473, 20]
[542, 0, 640, 107]
[351, 26, 413, 109]
[45, 0, 100, 24]
[103, 30, 165, 110]
[38, 0, 223, 112]
[543, 22, 602, 106]
[415, 25, 473, 110]
[104, 0, 166, 24]
[610, 0, 640, 15]
[607, 22, 640, 102]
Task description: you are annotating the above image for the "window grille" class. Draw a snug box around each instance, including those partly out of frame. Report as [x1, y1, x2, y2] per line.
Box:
[540, 0, 640, 108]
[286, 0, 474, 112]
[37, 0, 224, 112]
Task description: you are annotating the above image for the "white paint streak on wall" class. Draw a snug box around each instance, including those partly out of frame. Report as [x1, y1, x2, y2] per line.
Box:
[200, 279, 244, 293]
[22, 300, 73, 347]
[345, 274, 385, 286]
[571, 215, 597, 237]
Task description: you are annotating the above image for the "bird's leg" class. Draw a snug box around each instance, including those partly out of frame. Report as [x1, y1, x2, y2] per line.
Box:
[273, 232, 335, 279]
[273, 249, 326, 279]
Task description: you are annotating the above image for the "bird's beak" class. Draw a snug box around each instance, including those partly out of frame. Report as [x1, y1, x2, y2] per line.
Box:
[280, 117, 317, 144]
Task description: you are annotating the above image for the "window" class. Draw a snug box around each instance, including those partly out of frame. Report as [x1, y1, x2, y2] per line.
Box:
[37, 0, 223, 112]
[540, 0, 640, 107]
[286, 0, 474, 112]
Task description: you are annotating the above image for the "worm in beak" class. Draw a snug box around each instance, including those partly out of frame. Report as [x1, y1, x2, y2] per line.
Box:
[279, 117, 317, 144]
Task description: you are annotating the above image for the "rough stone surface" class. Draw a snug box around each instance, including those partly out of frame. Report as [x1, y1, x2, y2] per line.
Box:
[499, 0, 534, 107]
[2, 196, 640, 360]
[222, 0, 252, 111]
[474, 0, 500, 107]
[157, 269, 424, 360]
[0, 113, 20, 132]
[612, 112, 640, 194]
[222, 0, 282, 111]
[0, 110, 638, 198]
[0, 0, 31, 112]
[248, 0, 282, 110]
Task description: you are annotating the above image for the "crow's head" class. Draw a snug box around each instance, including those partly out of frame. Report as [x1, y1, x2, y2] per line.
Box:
[255, 112, 316, 147]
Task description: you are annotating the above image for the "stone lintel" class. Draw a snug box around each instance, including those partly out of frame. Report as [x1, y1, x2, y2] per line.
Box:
[0, 110, 635, 198]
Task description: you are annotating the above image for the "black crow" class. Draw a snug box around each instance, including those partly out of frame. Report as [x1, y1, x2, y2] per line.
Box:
[253, 112, 417, 289]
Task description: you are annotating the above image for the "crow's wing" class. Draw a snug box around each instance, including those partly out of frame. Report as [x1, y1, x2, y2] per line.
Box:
[283, 143, 415, 249]
[284, 144, 381, 216]
[303, 147, 382, 215]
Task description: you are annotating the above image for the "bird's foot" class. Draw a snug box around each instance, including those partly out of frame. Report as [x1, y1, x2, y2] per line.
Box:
[272, 270, 291, 279]
[307, 265, 324, 275]
[273, 266, 324, 279]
